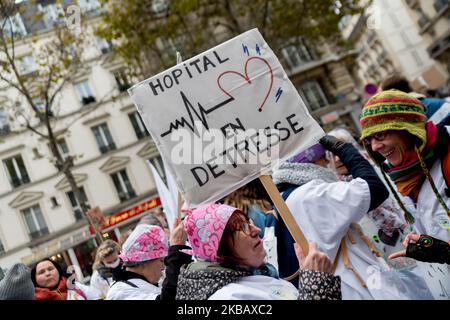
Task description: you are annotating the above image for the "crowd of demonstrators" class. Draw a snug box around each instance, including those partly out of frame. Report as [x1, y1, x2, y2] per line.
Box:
[89, 240, 122, 299]
[2, 80, 450, 301]
[176, 203, 341, 300]
[271, 138, 433, 299]
[326, 128, 411, 260]
[359, 89, 450, 265]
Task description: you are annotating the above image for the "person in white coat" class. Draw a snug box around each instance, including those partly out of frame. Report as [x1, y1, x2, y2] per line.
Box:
[272, 136, 434, 299]
[176, 203, 341, 300]
[107, 219, 191, 300]
[89, 240, 121, 299]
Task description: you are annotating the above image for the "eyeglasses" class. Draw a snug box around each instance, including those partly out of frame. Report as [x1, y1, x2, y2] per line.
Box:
[362, 131, 389, 145]
[239, 218, 257, 235]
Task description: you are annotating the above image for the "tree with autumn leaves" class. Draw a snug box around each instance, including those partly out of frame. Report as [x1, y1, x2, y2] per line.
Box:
[97, 0, 368, 77]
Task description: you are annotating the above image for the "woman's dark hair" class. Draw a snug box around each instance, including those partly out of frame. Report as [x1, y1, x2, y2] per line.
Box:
[216, 211, 250, 267]
[31, 258, 65, 288]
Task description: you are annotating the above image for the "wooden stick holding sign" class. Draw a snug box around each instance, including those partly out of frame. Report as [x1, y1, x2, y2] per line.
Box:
[259, 175, 309, 255]
[177, 191, 183, 222]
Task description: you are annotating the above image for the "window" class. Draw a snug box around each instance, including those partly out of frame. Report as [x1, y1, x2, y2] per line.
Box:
[3, 155, 30, 188]
[53, 138, 70, 160]
[417, 12, 429, 28]
[19, 56, 38, 75]
[74, 81, 96, 105]
[38, 3, 65, 29]
[91, 123, 116, 154]
[1, 13, 27, 38]
[50, 197, 59, 208]
[22, 205, 49, 240]
[78, 0, 101, 12]
[152, 0, 169, 14]
[0, 238, 4, 254]
[0, 108, 10, 136]
[129, 112, 149, 139]
[67, 187, 90, 221]
[281, 39, 313, 69]
[400, 31, 412, 47]
[111, 170, 136, 202]
[160, 37, 186, 62]
[149, 155, 166, 184]
[32, 98, 53, 117]
[434, 0, 449, 13]
[411, 50, 424, 67]
[114, 70, 131, 92]
[96, 37, 112, 54]
[297, 80, 329, 111]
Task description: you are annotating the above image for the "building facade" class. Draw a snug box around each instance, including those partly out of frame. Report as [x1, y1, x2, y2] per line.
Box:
[340, 0, 449, 92]
[0, 0, 365, 280]
[0, 1, 166, 281]
[404, 0, 450, 90]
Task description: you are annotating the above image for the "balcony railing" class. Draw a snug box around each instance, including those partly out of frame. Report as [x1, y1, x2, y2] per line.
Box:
[427, 32, 450, 59]
[118, 83, 130, 93]
[0, 125, 11, 136]
[81, 96, 96, 106]
[11, 175, 31, 188]
[136, 130, 150, 140]
[405, 0, 419, 9]
[434, 0, 450, 13]
[29, 227, 49, 240]
[418, 14, 430, 28]
[99, 143, 117, 154]
[118, 190, 137, 202]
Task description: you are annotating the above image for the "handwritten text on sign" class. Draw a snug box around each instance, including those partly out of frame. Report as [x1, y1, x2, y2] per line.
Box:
[129, 29, 324, 205]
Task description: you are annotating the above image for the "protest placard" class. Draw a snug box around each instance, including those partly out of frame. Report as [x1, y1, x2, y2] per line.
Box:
[129, 28, 324, 206]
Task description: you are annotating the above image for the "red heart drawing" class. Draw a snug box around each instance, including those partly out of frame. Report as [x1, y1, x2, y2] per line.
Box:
[217, 56, 273, 112]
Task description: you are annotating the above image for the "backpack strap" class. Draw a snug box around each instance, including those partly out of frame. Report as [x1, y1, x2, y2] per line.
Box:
[111, 280, 138, 288]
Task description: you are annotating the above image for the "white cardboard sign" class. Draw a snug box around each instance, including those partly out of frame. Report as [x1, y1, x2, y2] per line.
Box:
[129, 29, 324, 205]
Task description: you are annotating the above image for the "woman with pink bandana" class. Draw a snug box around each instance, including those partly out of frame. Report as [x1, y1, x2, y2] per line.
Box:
[106, 220, 191, 300]
[176, 203, 341, 300]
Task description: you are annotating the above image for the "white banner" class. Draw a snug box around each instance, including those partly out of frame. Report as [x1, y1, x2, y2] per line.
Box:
[130, 29, 324, 205]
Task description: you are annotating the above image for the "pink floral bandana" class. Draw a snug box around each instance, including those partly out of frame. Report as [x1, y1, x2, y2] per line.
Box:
[119, 225, 169, 264]
[183, 203, 237, 262]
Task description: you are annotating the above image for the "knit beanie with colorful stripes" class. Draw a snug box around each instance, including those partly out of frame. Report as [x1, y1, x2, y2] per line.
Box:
[359, 90, 428, 163]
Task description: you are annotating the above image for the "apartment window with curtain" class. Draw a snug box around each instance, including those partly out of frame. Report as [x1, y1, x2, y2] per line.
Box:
[91, 123, 116, 154]
[66, 187, 90, 221]
[3, 155, 30, 188]
[297, 80, 329, 111]
[78, 0, 101, 12]
[1, 13, 27, 37]
[0, 107, 10, 136]
[281, 39, 314, 69]
[110, 169, 136, 202]
[52, 138, 70, 161]
[114, 70, 131, 92]
[74, 80, 96, 105]
[20, 56, 38, 75]
[149, 155, 166, 183]
[22, 204, 49, 240]
[129, 112, 149, 139]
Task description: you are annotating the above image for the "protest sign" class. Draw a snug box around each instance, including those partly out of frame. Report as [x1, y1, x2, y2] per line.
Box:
[129, 28, 324, 206]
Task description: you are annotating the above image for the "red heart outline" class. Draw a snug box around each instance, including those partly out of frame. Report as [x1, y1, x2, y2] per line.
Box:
[217, 56, 273, 112]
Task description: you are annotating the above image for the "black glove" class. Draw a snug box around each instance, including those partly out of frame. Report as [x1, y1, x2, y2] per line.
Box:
[319, 135, 347, 153]
[406, 235, 450, 264]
